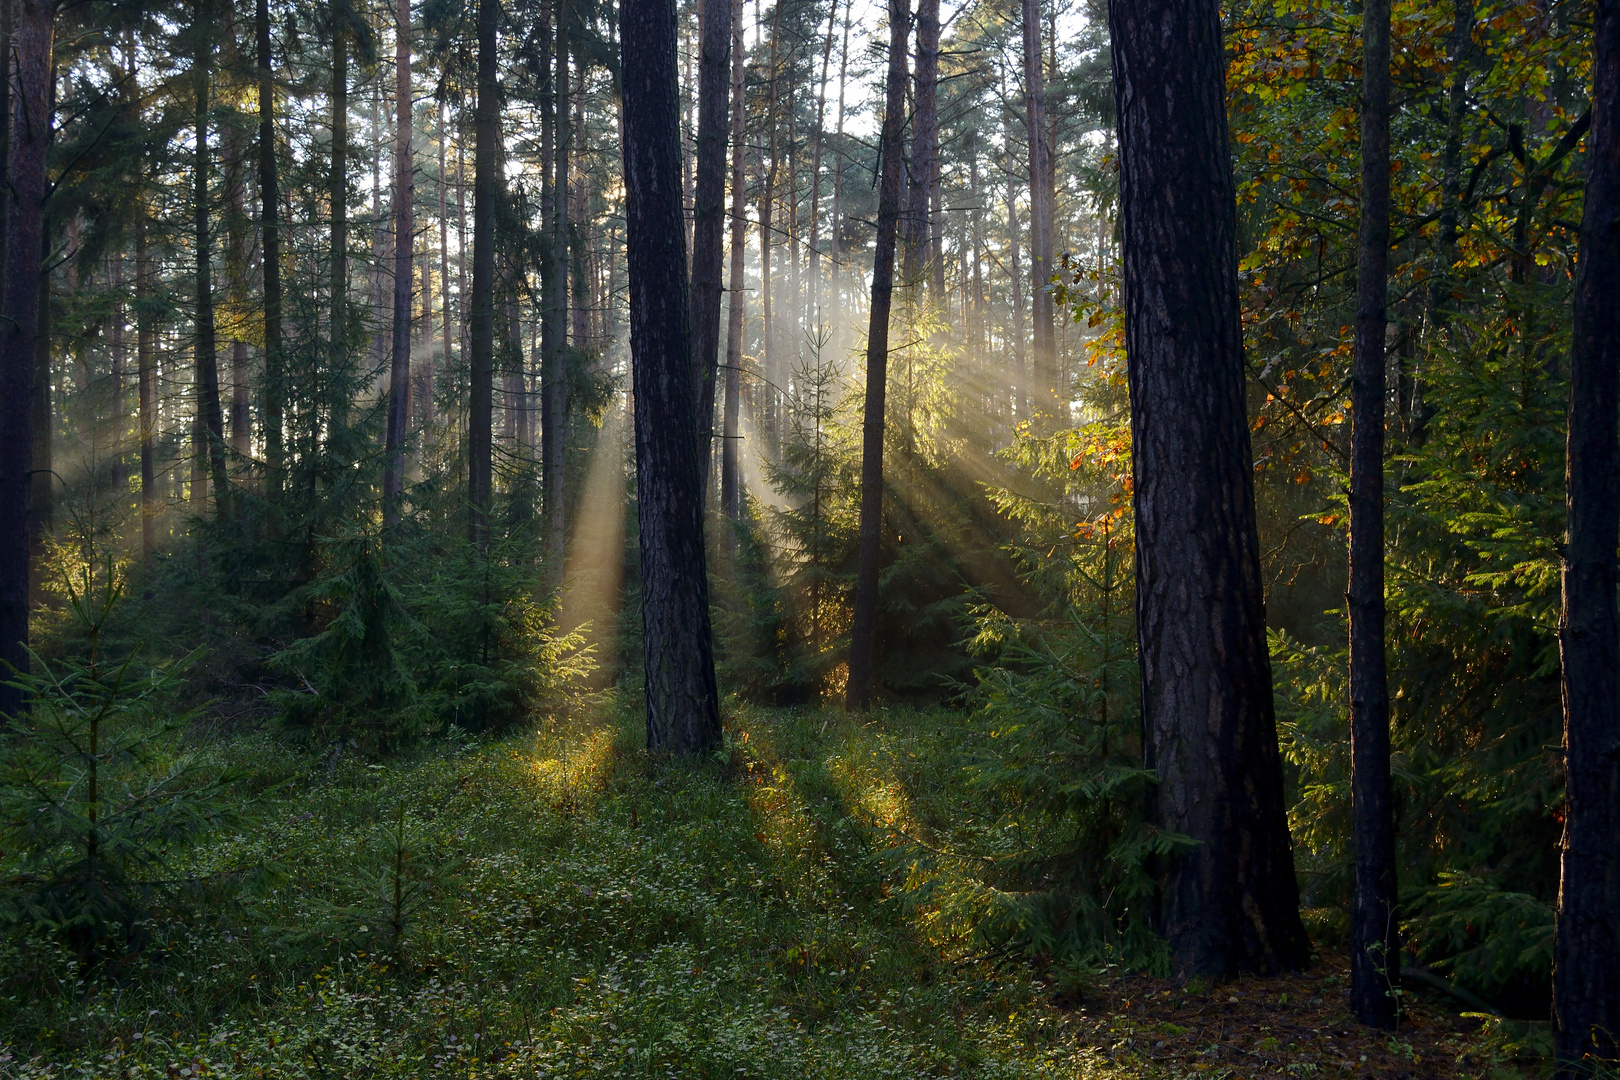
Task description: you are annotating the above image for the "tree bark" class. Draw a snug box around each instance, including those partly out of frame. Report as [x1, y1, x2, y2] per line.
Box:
[547, 1, 570, 553]
[194, 8, 228, 515]
[137, 221, 157, 559]
[468, 0, 498, 548]
[903, 0, 938, 286]
[1022, 0, 1055, 423]
[0, 0, 48, 722]
[438, 99, 451, 410]
[807, 0, 839, 321]
[622, 0, 722, 754]
[383, 0, 412, 527]
[1349, 0, 1397, 1030]
[1555, 0, 1620, 1068]
[1108, 0, 1309, 979]
[721, 0, 746, 535]
[845, 0, 909, 711]
[258, 0, 283, 496]
[692, 0, 731, 487]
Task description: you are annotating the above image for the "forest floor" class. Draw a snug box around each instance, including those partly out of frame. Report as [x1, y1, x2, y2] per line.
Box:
[0, 698, 1539, 1079]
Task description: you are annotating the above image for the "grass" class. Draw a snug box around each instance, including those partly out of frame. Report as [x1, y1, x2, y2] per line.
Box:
[0, 695, 1543, 1078]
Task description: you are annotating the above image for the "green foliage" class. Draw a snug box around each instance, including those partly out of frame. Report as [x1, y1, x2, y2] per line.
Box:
[0, 564, 242, 961]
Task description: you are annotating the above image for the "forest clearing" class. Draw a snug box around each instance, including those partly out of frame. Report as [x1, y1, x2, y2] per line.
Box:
[0, 0, 1616, 1070]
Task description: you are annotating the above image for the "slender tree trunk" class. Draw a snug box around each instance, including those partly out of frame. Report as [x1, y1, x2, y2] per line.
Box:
[383, 0, 412, 525]
[830, 4, 849, 276]
[137, 222, 157, 559]
[547, 2, 570, 553]
[621, 0, 722, 753]
[721, 0, 746, 533]
[439, 100, 451, 400]
[0, 0, 48, 721]
[1555, 0, 1620, 1068]
[258, 0, 283, 496]
[1349, 0, 1397, 1030]
[1005, 130, 1027, 419]
[1108, 0, 1309, 979]
[692, 0, 732, 485]
[808, 0, 838, 321]
[329, 9, 350, 440]
[845, 0, 909, 711]
[223, 12, 252, 466]
[468, 0, 498, 547]
[904, 0, 938, 285]
[760, 3, 781, 447]
[194, 9, 228, 513]
[1021, 0, 1054, 421]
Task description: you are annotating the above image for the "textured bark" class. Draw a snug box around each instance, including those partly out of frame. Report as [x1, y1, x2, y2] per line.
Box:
[383, 0, 412, 526]
[691, 0, 731, 484]
[137, 223, 156, 559]
[547, 3, 570, 553]
[258, 0, 283, 492]
[1349, 0, 1397, 1030]
[845, 0, 909, 711]
[1021, 0, 1054, 421]
[194, 10, 228, 514]
[467, 0, 498, 548]
[0, 0, 48, 722]
[1555, 0, 1620, 1068]
[1108, 0, 1309, 979]
[438, 101, 451, 406]
[621, 0, 722, 754]
[903, 0, 938, 285]
[721, 0, 746, 533]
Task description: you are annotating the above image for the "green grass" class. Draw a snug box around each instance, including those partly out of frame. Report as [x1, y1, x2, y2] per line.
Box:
[0, 697, 1110, 1079]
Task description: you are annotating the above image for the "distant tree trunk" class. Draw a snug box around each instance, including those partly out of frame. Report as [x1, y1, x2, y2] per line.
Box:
[1349, 0, 1397, 1030]
[721, 0, 746, 535]
[438, 100, 451, 403]
[1555, 0, 1620, 1069]
[547, 2, 570, 554]
[844, 0, 909, 712]
[903, 0, 938, 285]
[692, 0, 731, 486]
[0, 0, 46, 722]
[759, 3, 781, 447]
[1021, 0, 1054, 422]
[1108, 0, 1309, 979]
[1004, 125, 1027, 420]
[258, 0, 284, 497]
[383, 0, 412, 527]
[807, 0, 838, 321]
[621, 0, 722, 753]
[331, 6, 352, 446]
[223, 11, 252, 466]
[137, 222, 157, 559]
[467, 0, 499, 548]
[194, 9, 228, 514]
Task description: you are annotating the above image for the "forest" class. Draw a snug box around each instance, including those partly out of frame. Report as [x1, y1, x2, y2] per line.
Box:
[0, 0, 1615, 1073]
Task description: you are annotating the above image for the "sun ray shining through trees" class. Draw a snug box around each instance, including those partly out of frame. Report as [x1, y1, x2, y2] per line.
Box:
[0, 0, 1614, 1072]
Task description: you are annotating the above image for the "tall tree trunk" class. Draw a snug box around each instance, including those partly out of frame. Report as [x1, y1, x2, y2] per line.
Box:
[258, 0, 284, 497]
[330, 7, 350, 442]
[137, 221, 157, 559]
[547, 1, 570, 554]
[829, 3, 849, 277]
[759, 2, 781, 447]
[1349, 0, 1397, 1030]
[31, 258, 49, 582]
[223, 10, 252, 466]
[621, 0, 722, 753]
[0, 0, 47, 721]
[194, 9, 228, 514]
[721, 0, 746, 534]
[692, 0, 731, 485]
[468, 0, 498, 547]
[1021, 0, 1054, 422]
[384, 0, 412, 525]
[1108, 0, 1309, 979]
[808, 0, 838, 321]
[438, 99, 451, 404]
[1004, 122, 1027, 420]
[903, 0, 938, 285]
[1555, 0, 1620, 1068]
[844, 0, 909, 711]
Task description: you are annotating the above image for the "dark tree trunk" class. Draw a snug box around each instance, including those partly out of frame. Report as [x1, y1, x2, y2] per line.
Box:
[223, 15, 251, 467]
[844, 0, 909, 712]
[1021, 0, 1054, 422]
[621, 0, 721, 754]
[439, 101, 451, 408]
[0, 0, 48, 722]
[1555, 0, 1620, 1068]
[137, 222, 156, 559]
[467, 0, 498, 548]
[1108, 0, 1309, 979]
[257, 0, 283, 497]
[691, 0, 731, 485]
[31, 236, 49, 586]
[546, 2, 570, 554]
[383, 0, 412, 526]
[903, 0, 938, 285]
[721, 0, 746, 535]
[1349, 0, 1397, 1030]
[194, 9, 228, 514]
